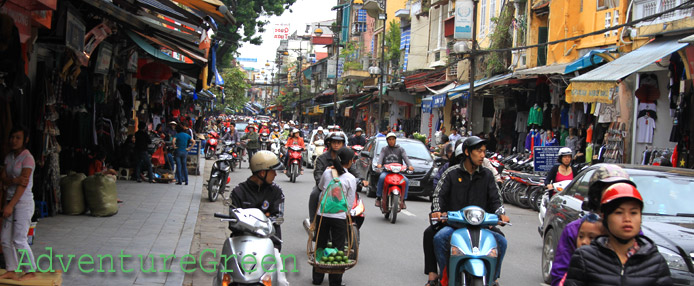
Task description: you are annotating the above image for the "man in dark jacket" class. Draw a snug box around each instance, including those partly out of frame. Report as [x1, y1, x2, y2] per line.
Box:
[348, 127, 366, 146]
[241, 125, 260, 159]
[134, 122, 154, 183]
[375, 133, 414, 209]
[431, 136, 510, 283]
[230, 150, 285, 250]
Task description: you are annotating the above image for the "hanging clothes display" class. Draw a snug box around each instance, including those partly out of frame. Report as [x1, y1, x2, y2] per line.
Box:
[528, 105, 543, 126]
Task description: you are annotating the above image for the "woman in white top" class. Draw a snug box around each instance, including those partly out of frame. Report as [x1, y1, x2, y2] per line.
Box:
[0, 126, 37, 280]
[312, 147, 357, 286]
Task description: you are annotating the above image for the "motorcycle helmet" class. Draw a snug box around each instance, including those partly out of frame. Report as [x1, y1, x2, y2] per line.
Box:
[453, 137, 468, 159]
[386, 132, 397, 139]
[317, 126, 324, 132]
[557, 147, 573, 163]
[291, 128, 300, 135]
[355, 127, 363, 133]
[283, 125, 290, 130]
[250, 150, 285, 173]
[335, 125, 342, 131]
[582, 164, 635, 212]
[326, 132, 346, 144]
[600, 183, 643, 243]
[462, 136, 487, 155]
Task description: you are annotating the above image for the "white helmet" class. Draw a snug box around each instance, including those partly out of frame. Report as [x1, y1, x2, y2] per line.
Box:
[291, 128, 300, 134]
[355, 127, 363, 133]
[317, 126, 324, 131]
[386, 132, 397, 139]
[558, 147, 573, 156]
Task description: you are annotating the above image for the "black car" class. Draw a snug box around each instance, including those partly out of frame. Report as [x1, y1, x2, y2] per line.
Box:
[354, 137, 437, 200]
[539, 163, 694, 285]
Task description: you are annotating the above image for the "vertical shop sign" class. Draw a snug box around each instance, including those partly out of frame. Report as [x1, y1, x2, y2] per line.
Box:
[454, 0, 473, 39]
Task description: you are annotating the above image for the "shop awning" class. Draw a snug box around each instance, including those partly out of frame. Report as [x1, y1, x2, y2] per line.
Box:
[448, 73, 513, 100]
[571, 38, 688, 83]
[319, 99, 352, 108]
[568, 37, 688, 103]
[126, 31, 202, 77]
[564, 49, 610, 74]
[172, 0, 235, 25]
[514, 63, 570, 76]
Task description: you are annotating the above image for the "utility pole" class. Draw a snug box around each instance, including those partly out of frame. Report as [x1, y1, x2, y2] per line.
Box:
[468, 0, 479, 135]
[376, 0, 387, 133]
[297, 49, 303, 123]
[333, 9, 342, 124]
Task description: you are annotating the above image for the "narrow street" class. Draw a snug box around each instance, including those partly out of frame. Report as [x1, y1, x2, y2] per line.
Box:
[185, 158, 545, 285]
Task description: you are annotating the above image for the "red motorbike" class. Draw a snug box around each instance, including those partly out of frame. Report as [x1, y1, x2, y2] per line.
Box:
[205, 131, 219, 159]
[377, 163, 412, 224]
[350, 145, 364, 157]
[285, 145, 304, 183]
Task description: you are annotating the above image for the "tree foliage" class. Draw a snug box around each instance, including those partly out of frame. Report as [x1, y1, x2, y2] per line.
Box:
[214, 66, 250, 112]
[485, 4, 515, 77]
[217, 0, 297, 68]
[384, 19, 401, 75]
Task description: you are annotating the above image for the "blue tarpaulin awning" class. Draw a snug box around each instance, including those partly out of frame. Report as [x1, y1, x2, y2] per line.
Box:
[564, 49, 609, 74]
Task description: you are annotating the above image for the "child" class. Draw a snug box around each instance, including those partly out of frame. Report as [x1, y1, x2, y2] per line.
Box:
[558, 213, 604, 286]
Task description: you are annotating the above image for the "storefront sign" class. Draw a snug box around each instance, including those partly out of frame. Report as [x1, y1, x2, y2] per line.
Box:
[432, 93, 446, 108]
[94, 42, 112, 75]
[454, 0, 473, 40]
[64, 9, 85, 54]
[237, 58, 257, 62]
[273, 23, 290, 40]
[177, 86, 182, 99]
[422, 100, 432, 114]
[533, 146, 563, 172]
[428, 113, 434, 144]
[565, 81, 616, 104]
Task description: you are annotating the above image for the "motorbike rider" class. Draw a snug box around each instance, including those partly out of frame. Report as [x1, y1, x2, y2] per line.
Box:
[241, 125, 260, 160]
[229, 150, 286, 251]
[302, 124, 311, 139]
[550, 164, 640, 286]
[280, 126, 291, 141]
[284, 128, 305, 175]
[271, 125, 282, 140]
[348, 127, 366, 146]
[259, 122, 270, 135]
[564, 183, 672, 286]
[313, 127, 326, 143]
[221, 122, 240, 143]
[545, 147, 577, 190]
[375, 132, 414, 209]
[431, 136, 510, 285]
[309, 132, 364, 222]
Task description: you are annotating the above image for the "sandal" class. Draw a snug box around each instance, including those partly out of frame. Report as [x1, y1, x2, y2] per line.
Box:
[425, 279, 440, 286]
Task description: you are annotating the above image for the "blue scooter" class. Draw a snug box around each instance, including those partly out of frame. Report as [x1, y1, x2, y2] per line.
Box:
[434, 206, 510, 286]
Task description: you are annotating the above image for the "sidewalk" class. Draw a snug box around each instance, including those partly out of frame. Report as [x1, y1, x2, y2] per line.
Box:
[28, 158, 204, 286]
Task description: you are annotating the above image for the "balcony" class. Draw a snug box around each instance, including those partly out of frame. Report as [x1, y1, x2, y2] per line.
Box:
[633, 0, 693, 26]
[342, 70, 371, 80]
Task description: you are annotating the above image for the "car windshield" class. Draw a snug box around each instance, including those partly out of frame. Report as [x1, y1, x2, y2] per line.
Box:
[630, 174, 694, 216]
[375, 140, 432, 160]
[236, 122, 248, 131]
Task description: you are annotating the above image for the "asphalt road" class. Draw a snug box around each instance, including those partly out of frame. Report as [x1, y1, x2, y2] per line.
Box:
[254, 164, 548, 286]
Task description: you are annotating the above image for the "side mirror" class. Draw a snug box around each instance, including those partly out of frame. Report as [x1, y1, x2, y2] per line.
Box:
[360, 151, 370, 158]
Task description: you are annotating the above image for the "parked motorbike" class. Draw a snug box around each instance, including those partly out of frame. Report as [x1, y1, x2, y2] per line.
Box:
[213, 208, 288, 286]
[205, 131, 219, 159]
[432, 206, 510, 286]
[537, 180, 570, 234]
[208, 147, 235, 202]
[376, 163, 412, 224]
[259, 131, 271, 151]
[285, 145, 304, 183]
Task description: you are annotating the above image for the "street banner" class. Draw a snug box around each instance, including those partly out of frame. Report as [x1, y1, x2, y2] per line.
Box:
[273, 23, 290, 40]
[533, 146, 563, 172]
[455, 0, 474, 39]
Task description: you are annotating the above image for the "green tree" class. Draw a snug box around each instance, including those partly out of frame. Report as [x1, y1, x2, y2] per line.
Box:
[485, 4, 515, 77]
[384, 19, 401, 74]
[214, 66, 250, 112]
[217, 0, 297, 68]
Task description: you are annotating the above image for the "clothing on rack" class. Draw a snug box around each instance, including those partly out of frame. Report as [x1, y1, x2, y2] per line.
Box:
[636, 116, 656, 143]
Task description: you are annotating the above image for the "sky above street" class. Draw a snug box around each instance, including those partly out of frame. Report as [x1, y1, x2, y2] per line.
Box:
[236, 0, 337, 74]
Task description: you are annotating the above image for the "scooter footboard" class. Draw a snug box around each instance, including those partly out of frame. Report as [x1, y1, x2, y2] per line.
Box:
[449, 228, 499, 285]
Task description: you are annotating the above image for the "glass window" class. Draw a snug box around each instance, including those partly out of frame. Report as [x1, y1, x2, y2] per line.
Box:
[562, 169, 594, 202]
[630, 174, 694, 216]
[374, 140, 432, 160]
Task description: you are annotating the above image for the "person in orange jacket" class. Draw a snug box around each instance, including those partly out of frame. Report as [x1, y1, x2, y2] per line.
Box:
[284, 129, 305, 174]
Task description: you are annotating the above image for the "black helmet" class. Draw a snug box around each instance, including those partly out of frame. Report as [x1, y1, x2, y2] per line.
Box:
[325, 132, 346, 144]
[462, 136, 487, 155]
[581, 164, 635, 212]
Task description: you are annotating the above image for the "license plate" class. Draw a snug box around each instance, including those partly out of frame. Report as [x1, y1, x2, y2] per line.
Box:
[410, 180, 420, 187]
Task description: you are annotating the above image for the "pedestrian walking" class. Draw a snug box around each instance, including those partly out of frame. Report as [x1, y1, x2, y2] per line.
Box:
[172, 124, 194, 185]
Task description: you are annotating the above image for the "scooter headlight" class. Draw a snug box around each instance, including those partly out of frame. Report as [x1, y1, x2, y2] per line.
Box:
[464, 207, 486, 225]
[486, 247, 498, 258]
[254, 219, 274, 237]
[451, 245, 466, 256]
[260, 272, 273, 286]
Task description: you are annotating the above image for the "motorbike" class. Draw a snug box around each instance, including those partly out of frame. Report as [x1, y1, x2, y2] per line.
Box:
[350, 145, 364, 157]
[208, 146, 235, 202]
[213, 208, 288, 286]
[205, 131, 219, 159]
[259, 131, 271, 151]
[271, 138, 282, 159]
[285, 145, 304, 183]
[432, 206, 510, 286]
[537, 179, 570, 234]
[376, 163, 412, 224]
[312, 139, 326, 168]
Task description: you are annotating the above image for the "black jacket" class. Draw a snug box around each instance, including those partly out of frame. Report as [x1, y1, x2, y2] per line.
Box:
[230, 179, 285, 220]
[349, 135, 366, 147]
[565, 235, 673, 286]
[431, 163, 504, 215]
[544, 164, 578, 186]
[314, 151, 361, 185]
[134, 130, 151, 151]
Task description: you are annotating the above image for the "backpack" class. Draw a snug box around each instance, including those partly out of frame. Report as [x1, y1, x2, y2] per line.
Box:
[319, 169, 348, 214]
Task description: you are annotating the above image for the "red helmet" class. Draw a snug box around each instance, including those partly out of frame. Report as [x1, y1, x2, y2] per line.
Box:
[600, 182, 643, 206]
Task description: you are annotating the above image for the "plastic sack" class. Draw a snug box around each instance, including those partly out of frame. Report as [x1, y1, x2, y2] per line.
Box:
[60, 173, 87, 215]
[319, 178, 348, 214]
[82, 174, 118, 217]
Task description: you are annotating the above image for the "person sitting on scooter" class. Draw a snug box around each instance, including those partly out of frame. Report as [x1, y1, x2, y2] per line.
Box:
[271, 125, 282, 140]
[221, 122, 240, 144]
[241, 125, 260, 160]
[284, 129, 305, 175]
[431, 136, 510, 285]
[312, 146, 357, 286]
[375, 132, 414, 209]
[280, 125, 291, 141]
[550, 164, 638, 286]
[313, 127, 326, 143]
[564, 183, 672, 286]
[230, 150, 286, 251]
[545, 147, 577, 191]
[348, 127, 366, 146]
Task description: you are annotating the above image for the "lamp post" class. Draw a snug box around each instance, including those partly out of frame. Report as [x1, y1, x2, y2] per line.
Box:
[375, 0, 387, 133]
[468, 0, 478, 134]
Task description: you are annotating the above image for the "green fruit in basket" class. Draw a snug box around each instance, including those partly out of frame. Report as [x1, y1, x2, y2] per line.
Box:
[328, 257, 334, 262]
[337, 250, 344, 256]
[327, 242, 333, 248]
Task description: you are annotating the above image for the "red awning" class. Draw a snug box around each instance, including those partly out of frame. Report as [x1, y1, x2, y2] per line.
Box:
[404, 68, 448, 92]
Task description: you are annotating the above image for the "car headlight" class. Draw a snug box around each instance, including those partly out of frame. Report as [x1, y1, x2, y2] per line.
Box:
[432, 167, 439, 175]
[463, 207, 486, 225]
[660, 247, 689, 272]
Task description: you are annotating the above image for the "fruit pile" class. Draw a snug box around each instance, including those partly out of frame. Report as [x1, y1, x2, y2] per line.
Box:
[316, 242, 352, 265]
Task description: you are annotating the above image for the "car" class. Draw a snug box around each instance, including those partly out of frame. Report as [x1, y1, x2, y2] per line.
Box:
[235, 121, 248, 138]
[539, 163, 694, 285]
[354, 137, 436, 200]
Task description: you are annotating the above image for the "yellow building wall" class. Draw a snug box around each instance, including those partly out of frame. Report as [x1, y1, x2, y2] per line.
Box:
[527, 14, 548, 69]
[546, 0, 630, 65]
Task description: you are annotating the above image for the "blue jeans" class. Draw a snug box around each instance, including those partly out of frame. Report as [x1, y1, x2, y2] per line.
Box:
[376, 172, 409, 199]
[434, 226, 507, 281]
[174, 149, 188, 183]
[165, 153, 175, 170]
[135, 150, 154, 181]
